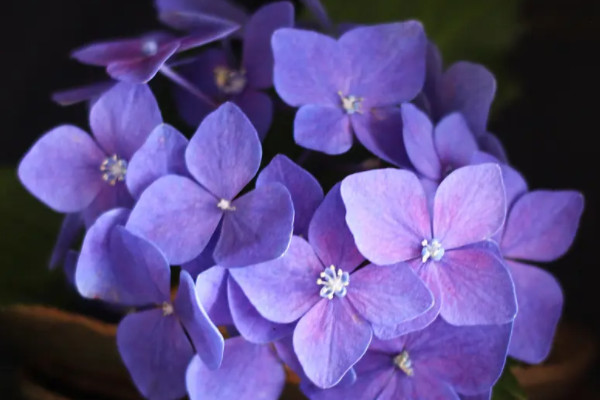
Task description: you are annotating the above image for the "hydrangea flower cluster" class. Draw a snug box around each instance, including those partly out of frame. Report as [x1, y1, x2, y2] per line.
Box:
[18, 1, 584, 399]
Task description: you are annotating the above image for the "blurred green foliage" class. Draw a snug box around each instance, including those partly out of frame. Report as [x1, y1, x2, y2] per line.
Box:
[492, 359, 528, 400]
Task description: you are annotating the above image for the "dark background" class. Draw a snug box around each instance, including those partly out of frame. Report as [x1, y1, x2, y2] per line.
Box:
[1, 0, 599, 398]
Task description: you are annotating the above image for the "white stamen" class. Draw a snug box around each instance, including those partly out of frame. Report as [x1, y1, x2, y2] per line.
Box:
[317, 265, 350, 300]
[338, 91, 363, 114]
[217, 198, 236, 211]
[393, 350, 414, 376]
[141, 40, 159, 56]
[421, 238, 445, 262]
[214, 66, 247, 95]
[100, 155, 127, 185]
[162, 302, 174, 316]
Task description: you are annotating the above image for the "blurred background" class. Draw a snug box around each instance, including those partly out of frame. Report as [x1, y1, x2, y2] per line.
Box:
[1, 0, 598, 398]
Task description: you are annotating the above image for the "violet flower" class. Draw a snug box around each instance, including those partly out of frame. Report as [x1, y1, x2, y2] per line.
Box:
[341, 164, 517, 326]
[126, 102, 294, 268]
[18, 82, 162, 226]
[272, 22, 426, 155]
[175, 2, 295, 138]
[231, 184, 433, 388]
[307, 318, 512, 400]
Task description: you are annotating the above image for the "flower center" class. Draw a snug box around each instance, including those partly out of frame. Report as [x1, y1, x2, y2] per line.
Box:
[141, 39, 159, 57]
[162, 302, 174, 316]
[421, 238, 444, 262]
[214, 66, 247, 95]
[100, 155, 127, 185]
[338, 91, 363, 114]
[217, 198, 236, 211]
[393, 350, 414, 376]
[317, 265, 350, 300]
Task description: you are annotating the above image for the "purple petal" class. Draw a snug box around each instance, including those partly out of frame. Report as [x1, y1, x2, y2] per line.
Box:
[433, 164, 505, 250]
[341, 168, 431, 265]
[401, 103, 441, 180]
[470, 151, 528, 207]
[186, 102, 261, 200]
[181, 228, 220, 278]
[117, 309, 193, 400]
[234, 90, 273, 140]
[386, 367, 461, 400]
[460, 391, 491, 400]
[256, 154, 324, 236]
[81, 183, 134, 227]
[51, 81, 116, 106]
[272, 28, 348, 107]
[63, 250, 79, 287]
[194, 266, 233, 325]
[348, 264, 433, 329]
[501, 190, 584, 262]
[174, 270, 224, 369]
[294, 298, 372, 388]
[339, 21, 426, 106]
[478, 132, 508, 163]
[171, 14, 240, 51]
[294, 104, 352, 154]
[508, 261, 563, 364]
[434, 113, 478, 171]
[214, 183, 293, 268]
[126, 123, 189, 199]
[229, 236, 323, 324]
[18, 125, 105, 213]
[186, 337, 285, 400]
[243, 2, 294, 89]
[422, 41, 443, 116]
[49, 213, 83, 269]
[352, 106, 411, 167]
[440, 62, 496, 136]
[71, 38, 150, 65]
[308, 183, 363, 272]
[107, 41, 179, 83]
[126, 175, 222, 264]
[228, 277, 294, 344]
[156, 0, 248, 27]
[89, 82, 162, 159]
[435, 242, 517, 325]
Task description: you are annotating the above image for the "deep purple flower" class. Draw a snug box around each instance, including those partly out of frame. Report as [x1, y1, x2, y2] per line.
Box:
[341, 164, 517, 326]
[74, 208, 223, 400]
[231, 184, 433, 388]
[72, 18, 238, 84]
[126, 102, 294, 268]
[272, 22, 426, 155]
[175, 2, 294, 138]
[18, 82, 162, 226]
[186, 336, 285, 400]
[307, 318, 512, 400]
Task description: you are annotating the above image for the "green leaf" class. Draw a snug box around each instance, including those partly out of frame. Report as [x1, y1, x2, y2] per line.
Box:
[492, 359, 528, 400]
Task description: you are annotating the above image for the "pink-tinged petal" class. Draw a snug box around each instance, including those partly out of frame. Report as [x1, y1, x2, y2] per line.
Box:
[501, 190, 584, 262]
[401, 103, 441, 180]
[126, 175, 222, 264]
[228, 277, 294, 344]
[272, 28, 349, 107]
[341, 168, 431, 265]
[508, 261, 563, 364]
[51, 81, 115, 106]
[117, 309, 192, 400]
[308, 183, 363, 272]
[294, 298, 373, 388]
[406, 318, 512, 395]
[89, 82, 162, 159]
[174, 270, 224, 370]
[107, 41, 180, 83]
[294, 104, 352, 155]
[71, 38, 148, 65]
[186, 337, 285, 400]
[81, 183, 134, 227]
[214, 183, 293, 268]
[348, 264, 433, 330]
[440, 62, 496, 136]
[434, 113, 478, 170]
[257, 154, 324, 236]
[234, 90, 273, 140]
[194, 266, 233, 326]
[49, 213, 84, 269]
[478, 132, 508, 163]
[243, 2, 294, 89]
[18, 125, 105, 213]
[186, 102, 261, 200]
[339, 21, 427, 106]
[352, 106, 411, 167]
[230, 236, 323, 323]
[435, 243, 517, 325]
[126, 124, 189, 199]
[433, 164, 505, 249]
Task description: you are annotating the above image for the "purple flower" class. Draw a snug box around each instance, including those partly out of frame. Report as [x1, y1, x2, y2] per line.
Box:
[341, 164, 517, 326]
[272, 22, 426, 155]
[74, 208, 223, 400]
[307, 318, 512, 400]
[496, 171, 584, 363]
[18, 82, 162, 226]
[71, 19, 238, 84]
[126, 102, 294, 268]
[175, 2, 295, 138]
[186, 336, 285, 400]
[231, 184, 433, 388]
